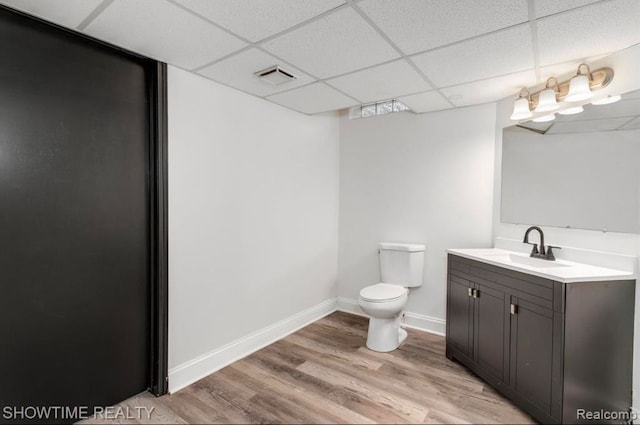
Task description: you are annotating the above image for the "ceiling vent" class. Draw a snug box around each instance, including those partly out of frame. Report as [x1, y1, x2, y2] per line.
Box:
[255, 65, 297, 86]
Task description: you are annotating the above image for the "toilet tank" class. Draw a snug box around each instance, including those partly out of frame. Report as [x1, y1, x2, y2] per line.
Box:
[379, 242, 425, 288]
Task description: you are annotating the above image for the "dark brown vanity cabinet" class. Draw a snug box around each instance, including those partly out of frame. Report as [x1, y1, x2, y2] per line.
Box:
[446, 254, 635, 424]
[448, 275, 510, 381]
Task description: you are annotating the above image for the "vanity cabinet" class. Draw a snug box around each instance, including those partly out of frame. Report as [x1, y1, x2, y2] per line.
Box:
[446, 254, 635, 424]
[448, 275, 509, 381]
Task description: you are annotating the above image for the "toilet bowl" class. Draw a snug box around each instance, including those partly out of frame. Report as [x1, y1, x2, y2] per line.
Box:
[358, 242, 425, 352]
[359, 283, 409, 352]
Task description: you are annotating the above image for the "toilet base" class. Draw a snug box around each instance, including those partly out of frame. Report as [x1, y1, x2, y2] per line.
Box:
[398, 327, 408, 346]
[365, 315, 408, 352]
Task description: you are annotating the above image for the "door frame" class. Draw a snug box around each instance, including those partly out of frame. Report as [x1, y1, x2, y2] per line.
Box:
[0, 4, 170, 397]
[149, 62, 169, 396]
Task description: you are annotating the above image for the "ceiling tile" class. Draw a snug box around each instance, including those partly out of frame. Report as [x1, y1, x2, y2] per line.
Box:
[397, 90, 453, 113]
[539, 52, 613, 81]
[533, 0, 602, 18]
[267, 82, 357, 114]
[357, 0, 529, 54]
[440, 69, 537, 107]
[83, 0, 246, 70]
[411, 25, 534, 88]
[172, 0, 346, 42]
[197, 48, 316, 97]
[326, 60, 431, 103]
[262, 7, 399, 79]
[0, 0, 102, 29]
[537, 0, 640, 66]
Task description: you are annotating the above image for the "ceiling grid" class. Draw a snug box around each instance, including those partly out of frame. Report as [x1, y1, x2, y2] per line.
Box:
[1, 0, 637, 114]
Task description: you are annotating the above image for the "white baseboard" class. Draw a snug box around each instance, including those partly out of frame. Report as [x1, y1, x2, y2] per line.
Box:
[336, 297, 446, 336]
[169, 296, 446, 393]
[336, 296, 367, 317]
[404, 311, 446, 336]
[168, 297, 337, 393]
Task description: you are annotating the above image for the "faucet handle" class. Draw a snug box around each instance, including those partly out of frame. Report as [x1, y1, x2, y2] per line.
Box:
[546, 245, 562, 261]
[525, 242, 539, 255]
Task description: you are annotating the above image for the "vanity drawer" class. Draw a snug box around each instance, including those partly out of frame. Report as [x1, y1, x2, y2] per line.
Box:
[449, 254, 556, 310]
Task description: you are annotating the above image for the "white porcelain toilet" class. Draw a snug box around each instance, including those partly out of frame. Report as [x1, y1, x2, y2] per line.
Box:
[358, 242, 425, 352]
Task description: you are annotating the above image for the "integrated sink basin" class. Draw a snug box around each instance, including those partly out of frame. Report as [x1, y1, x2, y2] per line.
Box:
[481, 252, 570, 269]
[447, 246, 635, 283]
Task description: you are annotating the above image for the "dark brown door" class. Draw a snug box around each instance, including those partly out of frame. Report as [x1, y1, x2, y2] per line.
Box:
[447, 275, 473, 358]
[0, 7, 154, 419]
[509, 297, 554, 415]
[473, 283, 508, 381]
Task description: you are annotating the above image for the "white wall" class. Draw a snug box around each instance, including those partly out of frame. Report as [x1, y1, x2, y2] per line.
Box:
[493, 44, 640, 408]
[337, 104, 497, 330]
[167, 66, 340, 391]
[166, 40, 640, 405]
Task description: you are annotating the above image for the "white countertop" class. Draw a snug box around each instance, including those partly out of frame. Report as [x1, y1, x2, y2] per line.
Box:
[447, 248, 636, 283]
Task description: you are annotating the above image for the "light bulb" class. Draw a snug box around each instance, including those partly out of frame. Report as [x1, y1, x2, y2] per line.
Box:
[532, 113, 556, 122]
[558, 105, 584, 115]
[510, 97, 532, 120]
[535, 88, 559, 112]
[565, 74, 592, 102]
[591, 94, 622, 105]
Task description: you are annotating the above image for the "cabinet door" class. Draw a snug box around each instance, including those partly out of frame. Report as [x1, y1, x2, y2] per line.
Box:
[447, 275, 473, 358]
[473, 284, 509, 382]
[510, 297, 554, 416]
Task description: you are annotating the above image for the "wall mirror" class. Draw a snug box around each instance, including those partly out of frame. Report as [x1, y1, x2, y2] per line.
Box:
[501, 88, 640, 233]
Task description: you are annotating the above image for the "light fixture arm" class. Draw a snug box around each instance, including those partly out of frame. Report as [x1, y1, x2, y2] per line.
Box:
[576, 63, 594, 80]
[544, 76, 560, 93]
[516, 87, 531, 103]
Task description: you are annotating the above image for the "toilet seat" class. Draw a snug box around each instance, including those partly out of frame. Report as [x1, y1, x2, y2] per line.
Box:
[359, 283, 407, 303]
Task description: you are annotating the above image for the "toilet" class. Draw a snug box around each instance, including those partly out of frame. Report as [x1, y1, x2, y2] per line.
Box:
[358, 242, 425, 352]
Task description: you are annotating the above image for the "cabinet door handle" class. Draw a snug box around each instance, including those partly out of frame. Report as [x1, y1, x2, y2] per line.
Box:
[510, 304, 518, 315]
[473, 289, 479, 298]
[468, 287, 473, 297]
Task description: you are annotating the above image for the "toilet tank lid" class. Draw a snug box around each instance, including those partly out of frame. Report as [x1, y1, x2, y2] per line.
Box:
[379, 242, 425, 252]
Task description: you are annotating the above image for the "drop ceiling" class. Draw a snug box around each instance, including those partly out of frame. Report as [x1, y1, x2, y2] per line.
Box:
[1, 0, 639, 115]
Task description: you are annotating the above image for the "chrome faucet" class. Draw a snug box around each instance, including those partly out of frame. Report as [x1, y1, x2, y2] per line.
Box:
[522, 226, 561, 260]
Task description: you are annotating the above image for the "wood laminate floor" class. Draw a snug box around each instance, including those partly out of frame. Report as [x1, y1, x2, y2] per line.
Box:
[84, 312, 536, 424]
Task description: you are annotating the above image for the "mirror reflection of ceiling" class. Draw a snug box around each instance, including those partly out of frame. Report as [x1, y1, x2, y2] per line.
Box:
[0, 0, 639, 114]
[517, 88, 640, 135]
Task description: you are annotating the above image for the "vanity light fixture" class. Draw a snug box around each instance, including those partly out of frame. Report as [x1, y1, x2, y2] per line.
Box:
[510, 63, 615, 121]
[509, 88, 533, 120]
